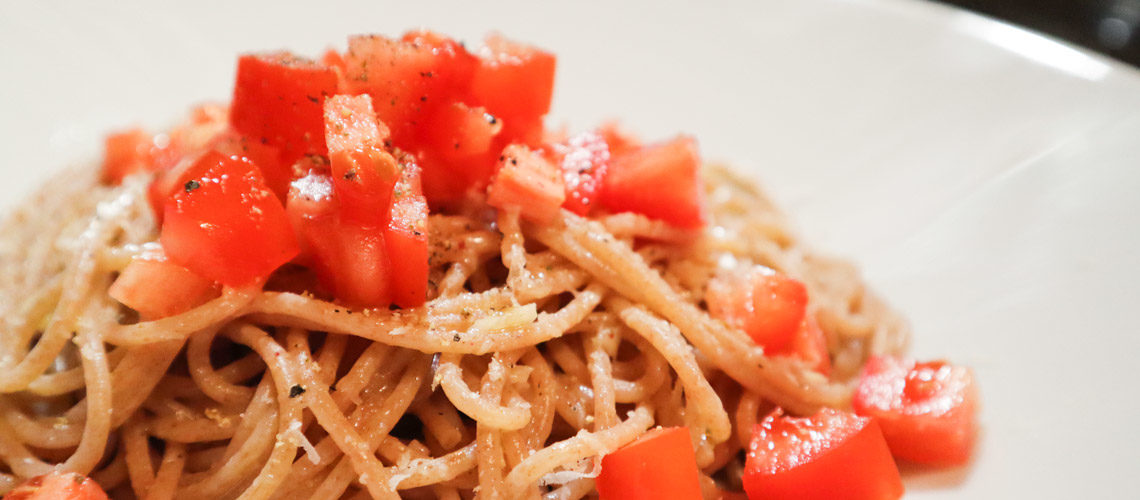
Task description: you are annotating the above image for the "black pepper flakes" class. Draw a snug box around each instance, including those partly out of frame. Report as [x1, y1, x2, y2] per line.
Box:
[453, 334, 461, 342]
[289, 385, 306, 398]
[306, 95, 319, 104]
[184, 179, 201, 193]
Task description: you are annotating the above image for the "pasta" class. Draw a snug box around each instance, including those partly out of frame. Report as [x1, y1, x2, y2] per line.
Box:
[0, 160, 908, 498]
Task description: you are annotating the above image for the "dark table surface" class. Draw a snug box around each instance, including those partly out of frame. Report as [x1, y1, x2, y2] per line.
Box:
[937, 0, 1140, 66]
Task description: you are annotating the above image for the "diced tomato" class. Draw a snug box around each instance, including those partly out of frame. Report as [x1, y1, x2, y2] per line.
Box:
[230, 52, 339, 166]
[343, 32, 476, 147]
[601, 135, 705, 228]
[211, 131, 288, 198]
[789, 315, 831, 375]
[384, 160, 429, 308]
[596, 427, 703, 500]
[161, 152, 298, 286]
[287, 171, 392, 308]
[549, 130, 610, 216]
[102, 128, 155, 184]
[3, 471, 109, 500]
[286, 169, 338, 266]
[414, 102, 503, 203]
[744, 408, 903, 500]
[853, 356, 978, 466]
[321, 48, 348, 90]
[487, 144, 565, 223]
[470, 34, 556, 144]
[598, 122, 642, 157]
[706, 266, 808, 355]
[323, 94, 400, 225]
[108, 245, 220, 320]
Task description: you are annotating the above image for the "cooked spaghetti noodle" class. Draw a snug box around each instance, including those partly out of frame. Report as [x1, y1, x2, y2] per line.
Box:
[0, 150, 908, 498]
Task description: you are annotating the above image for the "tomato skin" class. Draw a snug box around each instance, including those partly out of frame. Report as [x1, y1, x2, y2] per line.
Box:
[344, 32, 476, 147]
[596, 427, 703, 500]
[101, 128, 157, 184]
[229, 52, 339, 165]
[161, 152, 299, 287]
[707, 266, 808, 355]
[108, 246, 220, 320]
[323, 94, 400, 226]
[3, 471, 109, 500]
[789, 315, 831, 375]
[286, 171, 393, 309]
[384, 160, 429, 308]
[486, 144, 566, 223]
[853, 356, 978, 466]
[743, 408, 903, 500]
[601, 135, 706, 228]
[550, 130, 610, 216]
[210, 131, 288, 199]
[470, 34, 556, 145]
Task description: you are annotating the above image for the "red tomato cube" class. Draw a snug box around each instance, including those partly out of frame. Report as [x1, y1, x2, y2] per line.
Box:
[596, 427, 703, 500]
[385, 160, 430, 308]
[487, 144, 566, 223]
[161, 152, 299, 286]
[601, 135, 706, 228]
[853, 356, 979, 466]
[744, 408, 904, 500]
[230, 52, 339, 166]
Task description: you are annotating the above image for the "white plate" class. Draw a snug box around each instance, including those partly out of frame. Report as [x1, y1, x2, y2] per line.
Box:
[2, 0, 1139, 497]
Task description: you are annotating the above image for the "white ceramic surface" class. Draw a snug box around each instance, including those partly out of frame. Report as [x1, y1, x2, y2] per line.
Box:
[2, 0, 1139, 497]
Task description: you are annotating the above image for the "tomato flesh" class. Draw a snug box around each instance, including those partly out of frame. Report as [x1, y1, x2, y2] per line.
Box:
[789, 315, 831, 375]
[230, 52, 338, 167]
[323, 94, 400, 225]
[707, 266, 808, 355]
[596, 426, 703, 500]
[161, 152, 299, 286]
[344, 32, 476, 148]
[385, 160, 429, 308]
[287, 171, 392, 308]
[101, 128, 158, 184]
[3, 471, 109, 500]
[108, 246, 220, 320]
[853, 356, 978, 465]
[550, 130, 610, 216]
[743, 408, 903, 500]
[470, 34, 556, 145]
[487, 144, 565, 223]
[601, 135, 705, 228]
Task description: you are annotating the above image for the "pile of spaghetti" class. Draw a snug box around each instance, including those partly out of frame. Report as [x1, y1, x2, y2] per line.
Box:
[0, 31, 964, 500]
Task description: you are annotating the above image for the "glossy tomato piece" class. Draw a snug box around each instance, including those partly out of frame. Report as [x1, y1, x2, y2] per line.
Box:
[108, 245, 220, 320]
[161, 152, 299, 286]
[789, 314, 831, 375]
[343, 31, 476, 147]
[415, 102, 503, 203]
[210, 130, 288, 199]
[230, 52, 339, 165]
[470, 34, 556, 145]
[601, 135, 706, 228]
[598, 122, 642, 157]
[385, 160, 430, 308]
[853, 356, 978, 466]
[550, 130, 610, 216]
[101, 127, 158, 184]
[286, 169, 338, 267]
[323, 94, 400, 225]
[286, 171, 392, 308]
[3, 471, 109, 500]
[487, 144, 565, 223]
[744, 408, 903, 500]
[596, 427, 703, 500]
[706, 265, 808, 355]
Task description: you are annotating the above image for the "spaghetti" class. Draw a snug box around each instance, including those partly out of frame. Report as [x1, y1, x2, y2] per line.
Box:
[0, 161, 908, 498]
